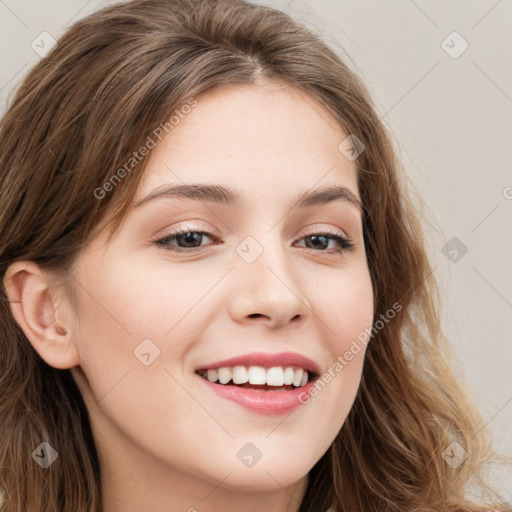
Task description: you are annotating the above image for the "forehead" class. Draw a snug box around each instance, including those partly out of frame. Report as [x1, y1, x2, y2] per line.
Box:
[136, 81, 359, 205]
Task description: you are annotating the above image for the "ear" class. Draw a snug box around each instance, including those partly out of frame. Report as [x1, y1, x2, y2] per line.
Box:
[3, 260, 80, 369]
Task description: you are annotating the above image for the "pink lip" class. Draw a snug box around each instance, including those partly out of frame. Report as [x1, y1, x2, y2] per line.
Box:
[198, 376, 317, 415]
[195, 351, 320, 375]
[195, 351, 320, 415]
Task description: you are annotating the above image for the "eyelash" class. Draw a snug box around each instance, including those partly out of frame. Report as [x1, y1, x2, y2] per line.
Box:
[153, 227, 355, 254]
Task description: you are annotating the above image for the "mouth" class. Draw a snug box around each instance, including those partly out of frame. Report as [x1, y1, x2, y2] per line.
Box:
[195, 365, 318, 392]
[194, 352, 320, 415]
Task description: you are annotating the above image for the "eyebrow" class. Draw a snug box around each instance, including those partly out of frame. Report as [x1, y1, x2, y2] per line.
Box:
[133, 183, 363, 213]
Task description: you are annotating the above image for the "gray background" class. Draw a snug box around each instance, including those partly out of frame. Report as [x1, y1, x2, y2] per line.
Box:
[0, 0, 510, 499]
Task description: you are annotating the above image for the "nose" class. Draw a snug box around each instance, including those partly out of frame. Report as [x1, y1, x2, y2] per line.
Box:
[227, 240, 311, 329]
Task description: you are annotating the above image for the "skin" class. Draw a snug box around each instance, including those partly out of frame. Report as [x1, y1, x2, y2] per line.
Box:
[4, 80, 374, 512]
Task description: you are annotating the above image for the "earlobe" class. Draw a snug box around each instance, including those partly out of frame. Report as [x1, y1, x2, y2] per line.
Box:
[3, 260, 80, 370]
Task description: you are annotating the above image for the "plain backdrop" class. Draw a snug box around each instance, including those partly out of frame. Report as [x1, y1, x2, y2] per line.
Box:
[0, 0, 510, 499]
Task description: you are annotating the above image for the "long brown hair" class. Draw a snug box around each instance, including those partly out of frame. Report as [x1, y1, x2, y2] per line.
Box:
[0, 0, 509, 510]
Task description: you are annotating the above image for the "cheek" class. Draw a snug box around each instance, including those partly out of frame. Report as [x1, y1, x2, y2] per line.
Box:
[75, 257, 206, 348]
[69, 262, 185, 401]
[70, 264, 212, 472]
[300, 263, 373, 418]
[71, 255, 226, 427]
[312, 261, 374, 348]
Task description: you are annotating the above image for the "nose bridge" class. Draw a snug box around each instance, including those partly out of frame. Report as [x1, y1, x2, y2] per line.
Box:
[229, 228, 311, 325]
[237, 228, 293, 287]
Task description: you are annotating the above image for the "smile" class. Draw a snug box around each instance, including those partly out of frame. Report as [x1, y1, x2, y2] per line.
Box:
[194, 352, 320, 415]
[196, 365, 311, 389]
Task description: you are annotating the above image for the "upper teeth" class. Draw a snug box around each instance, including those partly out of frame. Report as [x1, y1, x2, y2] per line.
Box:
[199, 366, 309, 387]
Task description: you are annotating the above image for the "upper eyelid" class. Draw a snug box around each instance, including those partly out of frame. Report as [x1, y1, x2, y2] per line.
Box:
[155, 225, 350, 240]
[154, 227, 353, 250]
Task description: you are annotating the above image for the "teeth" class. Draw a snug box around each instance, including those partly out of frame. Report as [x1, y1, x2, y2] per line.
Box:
[248, 366, 267, 385]
[292, 368, 304, 387]
[217, 367, 232, 384]
[232, 365, 248, 384]
[283, 367, 295, 385]
[206, 369, 218, 383]
[199, 365, 310, 387]
[266, 366, 284, 386]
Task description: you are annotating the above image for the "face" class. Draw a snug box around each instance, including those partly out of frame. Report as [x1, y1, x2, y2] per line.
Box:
[67, 81, 374, 495]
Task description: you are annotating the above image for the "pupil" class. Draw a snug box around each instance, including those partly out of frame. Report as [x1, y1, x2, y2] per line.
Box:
[180, 232, 200, 247]
[308, 235, 327, 249]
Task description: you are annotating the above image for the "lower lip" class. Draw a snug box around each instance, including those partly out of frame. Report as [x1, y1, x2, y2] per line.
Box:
[198, 375, 317, 415]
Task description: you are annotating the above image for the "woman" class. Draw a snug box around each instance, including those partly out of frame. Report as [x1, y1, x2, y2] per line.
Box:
[0, 0, 509, 510]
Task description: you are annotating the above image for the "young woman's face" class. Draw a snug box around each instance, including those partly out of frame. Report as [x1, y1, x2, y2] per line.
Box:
[68, 81, 374, 500]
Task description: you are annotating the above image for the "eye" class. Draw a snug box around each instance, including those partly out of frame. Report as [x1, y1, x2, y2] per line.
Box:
[294, 232, 354, 253]
[153, 228, 355, 254]
[153, 228, 217, 253]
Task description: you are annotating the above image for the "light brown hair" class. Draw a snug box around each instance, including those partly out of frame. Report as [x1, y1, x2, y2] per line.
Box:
[0, 0, 510, 510]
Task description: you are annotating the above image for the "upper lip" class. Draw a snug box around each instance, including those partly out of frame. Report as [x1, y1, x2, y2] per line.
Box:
[195, 351, 320, 376]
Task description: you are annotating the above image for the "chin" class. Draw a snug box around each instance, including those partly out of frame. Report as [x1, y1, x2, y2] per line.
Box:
[210, 456, 312, 491]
